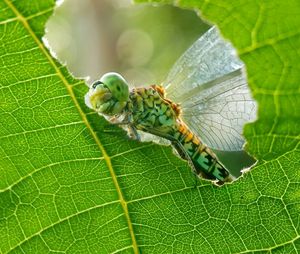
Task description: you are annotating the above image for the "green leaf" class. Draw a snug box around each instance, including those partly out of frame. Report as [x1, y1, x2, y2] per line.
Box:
[0, 0, 299, 254]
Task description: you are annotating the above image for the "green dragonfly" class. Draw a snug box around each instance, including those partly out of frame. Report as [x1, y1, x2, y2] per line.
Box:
[85, 26, 257, 185]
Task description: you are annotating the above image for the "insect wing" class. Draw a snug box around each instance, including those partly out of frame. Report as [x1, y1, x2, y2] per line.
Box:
[164, 26, 257, 151]
[180, 70, 256, 151]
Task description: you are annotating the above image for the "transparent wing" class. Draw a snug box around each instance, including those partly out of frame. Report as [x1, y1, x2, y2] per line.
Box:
[164, 26, 257, 151]
[180, 70, 256, 151]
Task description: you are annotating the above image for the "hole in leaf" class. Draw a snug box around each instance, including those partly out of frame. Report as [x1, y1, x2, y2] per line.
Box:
[45, 0, 257, 185]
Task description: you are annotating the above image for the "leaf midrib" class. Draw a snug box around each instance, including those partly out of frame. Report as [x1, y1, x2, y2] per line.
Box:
[3, 0, 138, 253]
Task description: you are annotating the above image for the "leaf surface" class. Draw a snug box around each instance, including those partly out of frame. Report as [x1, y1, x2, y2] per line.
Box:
[0, 0, 300, 253]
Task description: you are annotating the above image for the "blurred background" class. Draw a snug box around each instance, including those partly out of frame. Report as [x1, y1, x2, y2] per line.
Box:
[45, 0, 209, 86]
[45, 0, 255, 176]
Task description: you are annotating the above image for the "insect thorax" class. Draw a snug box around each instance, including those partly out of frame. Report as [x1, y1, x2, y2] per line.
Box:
[128, 86, 179, 135]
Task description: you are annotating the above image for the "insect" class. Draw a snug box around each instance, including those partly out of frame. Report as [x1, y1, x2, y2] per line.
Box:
[85, 26, 257, 185]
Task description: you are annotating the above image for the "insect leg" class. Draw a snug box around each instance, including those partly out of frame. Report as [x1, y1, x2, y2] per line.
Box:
[171, 140, 194, 167]
[146, 129, 218, 184]
[109, 121, 130, 125]
[137, 127, 198, 179]
[127, 125, 141, 141]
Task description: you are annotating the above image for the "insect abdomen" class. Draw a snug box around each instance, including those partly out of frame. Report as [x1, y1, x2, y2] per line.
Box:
[173, 122, 234, 184]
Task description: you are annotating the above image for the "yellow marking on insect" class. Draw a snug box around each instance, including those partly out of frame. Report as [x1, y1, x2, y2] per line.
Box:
[191, 141, 204, 159]
[152, 85, 166, 98]
[192, 136, 200, 146]
[184, 131, 194, 143]
[178, 124, 187, 134]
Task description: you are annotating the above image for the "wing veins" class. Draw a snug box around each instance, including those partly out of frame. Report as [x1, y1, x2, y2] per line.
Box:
[176, 69, 243, 104]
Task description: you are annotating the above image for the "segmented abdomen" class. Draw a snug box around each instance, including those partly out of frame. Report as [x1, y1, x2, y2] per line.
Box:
[128, 86, 234, 184]
[173, 121, 234, 183]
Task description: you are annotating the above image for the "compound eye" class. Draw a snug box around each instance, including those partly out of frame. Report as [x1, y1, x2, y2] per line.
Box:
[92, 81, 104, 89]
